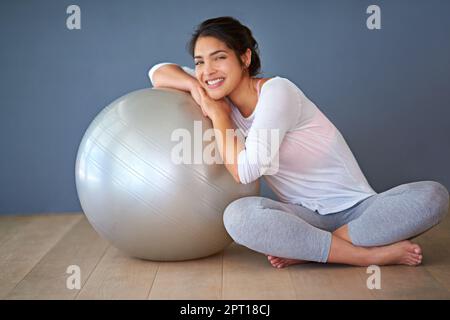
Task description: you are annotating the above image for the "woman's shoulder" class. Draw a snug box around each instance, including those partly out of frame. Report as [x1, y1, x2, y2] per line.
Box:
[260, 76, 297, 88]
[259, 76, 300, 97]
[258, 77, 275, 88]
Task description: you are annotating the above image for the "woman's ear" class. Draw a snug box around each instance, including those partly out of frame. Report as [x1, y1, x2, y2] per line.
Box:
[241, 48, 252, 68]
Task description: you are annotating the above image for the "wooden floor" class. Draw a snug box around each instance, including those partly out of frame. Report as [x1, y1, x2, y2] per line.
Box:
[0, 212, 449, 300]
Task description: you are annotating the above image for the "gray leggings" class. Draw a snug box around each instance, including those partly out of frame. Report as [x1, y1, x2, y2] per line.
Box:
[223, 181, 449, 263]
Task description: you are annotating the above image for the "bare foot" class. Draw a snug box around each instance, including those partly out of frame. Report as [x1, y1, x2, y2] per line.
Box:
[267, 255, 310, 269]
[367, 240, 423, 266]
[267, 240, 423, 269]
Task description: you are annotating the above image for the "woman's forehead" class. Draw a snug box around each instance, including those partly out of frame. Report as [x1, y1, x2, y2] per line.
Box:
[194, 37, 229, 55]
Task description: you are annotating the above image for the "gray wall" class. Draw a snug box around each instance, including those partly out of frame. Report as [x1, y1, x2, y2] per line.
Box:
[1, 0, 449, 215]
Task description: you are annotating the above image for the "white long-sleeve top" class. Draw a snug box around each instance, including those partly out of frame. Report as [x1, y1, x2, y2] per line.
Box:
[148, 63, 377, 215]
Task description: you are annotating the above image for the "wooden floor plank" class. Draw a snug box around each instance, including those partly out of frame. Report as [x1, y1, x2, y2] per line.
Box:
[76, 246, 158, 300]
[148, 252, 223, 300]
[289, 263, 375, 299]
[6, 217, 109, 300]
[413, 215, 450, 293]
[222, 243, 296, 300]
[0, 216, 37, 247]
[367, 265, 449, 299]
[0, 214, 82, 298]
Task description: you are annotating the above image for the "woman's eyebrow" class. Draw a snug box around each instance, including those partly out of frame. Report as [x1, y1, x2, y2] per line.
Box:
[194, 50, 227, 59]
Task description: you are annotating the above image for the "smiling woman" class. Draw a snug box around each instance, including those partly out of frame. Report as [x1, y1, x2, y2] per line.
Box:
[187, 17, 262, 73]
[187, 17, 264, 111]
[148, 16, 449, 270]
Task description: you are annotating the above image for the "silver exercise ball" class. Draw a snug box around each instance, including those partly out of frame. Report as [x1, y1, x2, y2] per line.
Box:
[75, 88, 259, 261]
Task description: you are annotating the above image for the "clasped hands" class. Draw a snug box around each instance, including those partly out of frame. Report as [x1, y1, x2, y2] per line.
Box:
[190, 82, 231, 121]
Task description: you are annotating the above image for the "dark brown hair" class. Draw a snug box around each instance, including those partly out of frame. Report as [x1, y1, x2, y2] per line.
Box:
[187, 16, 262, 77]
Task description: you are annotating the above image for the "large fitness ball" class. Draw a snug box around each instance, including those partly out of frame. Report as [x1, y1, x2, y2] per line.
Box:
[75, 88, 259, 261]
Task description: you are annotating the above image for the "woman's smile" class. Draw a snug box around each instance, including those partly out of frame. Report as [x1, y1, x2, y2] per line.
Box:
[206, 77, 226, 89]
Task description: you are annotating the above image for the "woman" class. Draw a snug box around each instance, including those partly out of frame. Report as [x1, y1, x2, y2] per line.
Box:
[149, 16, 449, 268]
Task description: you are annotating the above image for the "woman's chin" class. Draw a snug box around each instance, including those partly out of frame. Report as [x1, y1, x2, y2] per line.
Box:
[207, 90, 226, 100]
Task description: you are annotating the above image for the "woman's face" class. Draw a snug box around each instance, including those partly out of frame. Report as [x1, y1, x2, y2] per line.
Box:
[194, 36, 249, 99]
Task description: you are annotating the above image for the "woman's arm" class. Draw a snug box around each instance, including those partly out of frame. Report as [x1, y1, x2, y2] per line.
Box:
[193, 85, 244, 183]
[237, 79, 301, 184]
[148, 63, 204, 112]
[149, 63, 198, 92]
[211, 113, 245, 183]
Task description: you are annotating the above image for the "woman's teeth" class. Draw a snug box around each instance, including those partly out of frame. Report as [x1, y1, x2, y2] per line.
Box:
[207, 78, 225, 87]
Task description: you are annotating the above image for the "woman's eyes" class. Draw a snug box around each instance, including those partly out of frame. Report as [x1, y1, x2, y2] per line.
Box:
[195, 56, 226, 66]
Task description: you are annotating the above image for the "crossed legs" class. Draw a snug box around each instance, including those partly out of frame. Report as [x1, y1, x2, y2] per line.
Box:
[223, 181, 449, 268]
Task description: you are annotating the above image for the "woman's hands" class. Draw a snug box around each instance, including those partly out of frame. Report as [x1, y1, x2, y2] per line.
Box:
[189, 81, 204, 111]
[190, 81, 231, 120]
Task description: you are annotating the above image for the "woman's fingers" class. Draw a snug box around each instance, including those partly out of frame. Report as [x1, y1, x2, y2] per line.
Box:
[196, 88, 208, 117]
[196, 86, 213, 118]
[197, 85, 208, 101]
[195, 86, 230, 118]
[190, 86, 208, 117]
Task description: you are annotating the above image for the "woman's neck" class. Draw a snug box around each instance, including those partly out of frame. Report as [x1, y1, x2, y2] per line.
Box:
[227, 76, 258, 118]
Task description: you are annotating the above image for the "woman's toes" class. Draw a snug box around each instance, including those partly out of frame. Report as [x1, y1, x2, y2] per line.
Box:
[407, 258, 418, 266]
[408, 256, 422, 266]
[269, 258, 282, 267]
[411, 244, 422, 254]
[270, 259, 280, 266]
[271, 258, 287, 268]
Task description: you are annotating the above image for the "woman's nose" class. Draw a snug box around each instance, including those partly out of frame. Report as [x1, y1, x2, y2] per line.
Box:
[204, 62, 216, 74]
